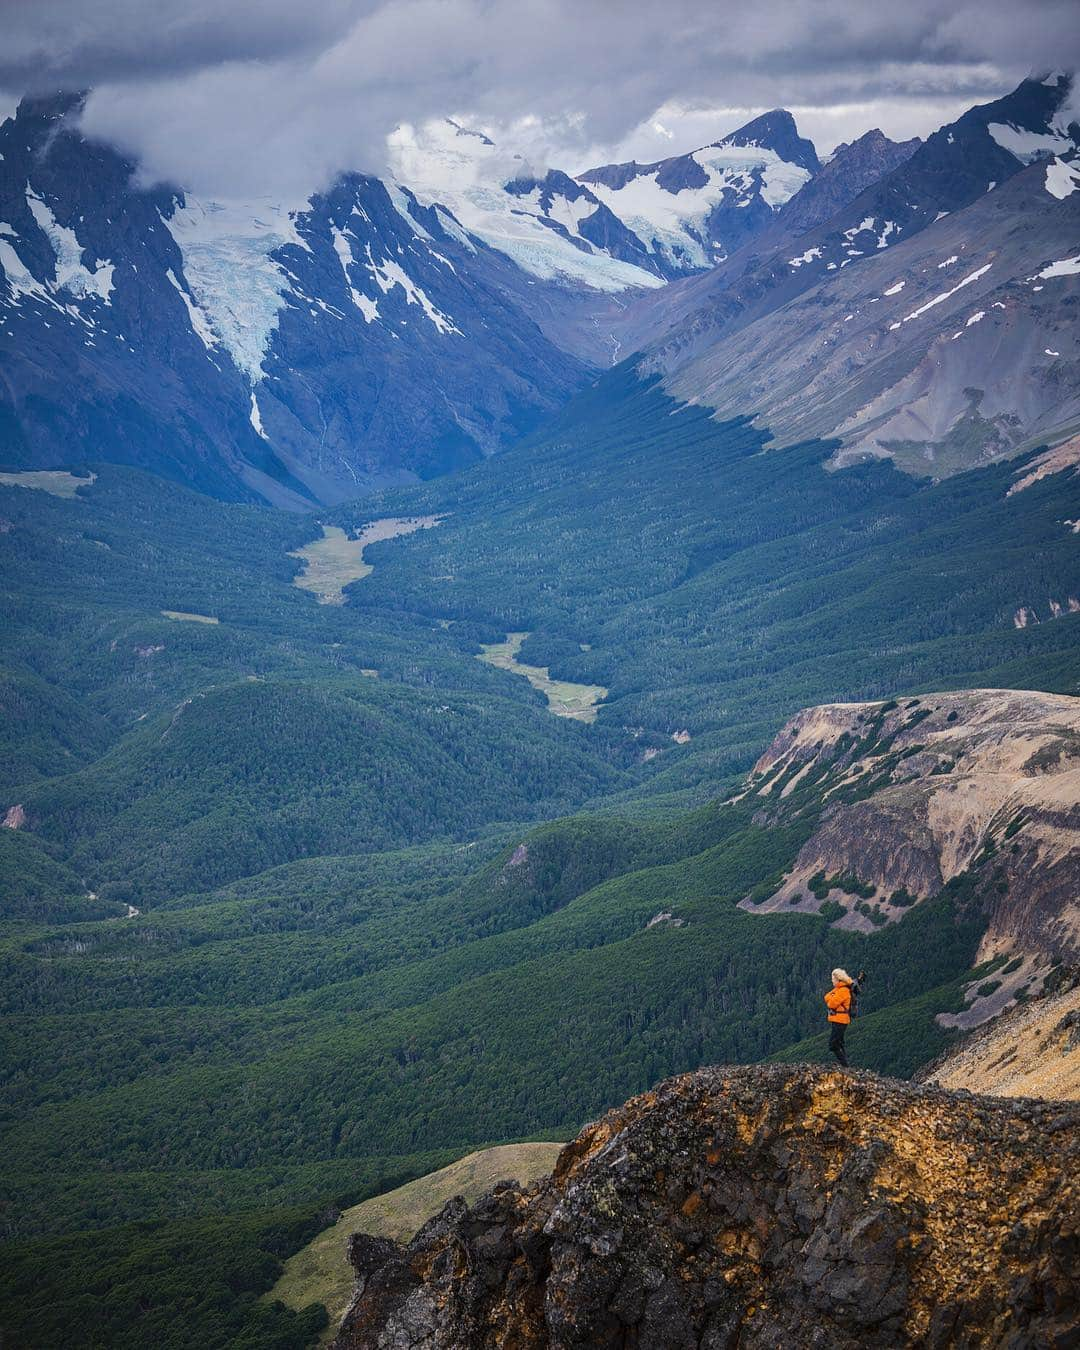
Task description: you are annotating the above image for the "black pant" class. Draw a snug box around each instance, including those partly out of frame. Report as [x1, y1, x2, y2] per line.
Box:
[829, 1021, 849, 1067]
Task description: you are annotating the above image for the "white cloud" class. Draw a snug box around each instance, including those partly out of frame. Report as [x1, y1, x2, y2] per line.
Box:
[1, 0, 1077, 198]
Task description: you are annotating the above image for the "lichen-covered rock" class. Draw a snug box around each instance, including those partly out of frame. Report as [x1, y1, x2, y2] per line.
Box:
[333, 1064, 1080, 1349]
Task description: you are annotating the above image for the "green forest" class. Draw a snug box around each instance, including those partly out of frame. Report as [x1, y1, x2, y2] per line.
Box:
[1, 369, 1078, 1347]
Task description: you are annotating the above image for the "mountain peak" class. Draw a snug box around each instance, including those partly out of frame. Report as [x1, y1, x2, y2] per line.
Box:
[575, 111, 818, 274]
[719, 107, 821, 173]
[14, 89, 87, 126]
[943, 69, 1078, 164]
[772, 126, 919, 235]
[444, 116, 495, 147]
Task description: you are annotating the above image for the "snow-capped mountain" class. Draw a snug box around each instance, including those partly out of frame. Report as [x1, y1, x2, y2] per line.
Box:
[390, 111, 823, 290]
[2, 74, 1077, 503]
[502, 170, 668, 279]
[0, 95, 584, 504]
[388, 118, 666, 293]
[577, 111, 820, 273]
[608, 128, 924, 356]
[634, 75, 1080, 475]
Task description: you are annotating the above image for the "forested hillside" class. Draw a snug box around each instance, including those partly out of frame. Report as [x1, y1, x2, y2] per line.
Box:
[0, 683, 1031, 1347]
[3, 344, 1079, 1337]
[336, 369, 1080, 784]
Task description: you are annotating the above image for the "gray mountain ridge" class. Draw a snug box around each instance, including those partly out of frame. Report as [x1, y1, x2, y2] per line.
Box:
[630, 74, 1080, 474]
[1, 76, 1077, 501]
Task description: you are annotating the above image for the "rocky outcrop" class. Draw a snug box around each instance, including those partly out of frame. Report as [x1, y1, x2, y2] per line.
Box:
[741, 689, 1080, 962]
[333, 1063, 1080, 1349]
[774, 129, 920, 238]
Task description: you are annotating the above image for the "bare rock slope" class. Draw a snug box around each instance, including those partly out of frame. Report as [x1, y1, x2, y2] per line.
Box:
[636, 74, 1080, 477]
[742, 688, 1080, 962]
[923, 972, 1080, 1101]
[333, 1064, 1079, 1349]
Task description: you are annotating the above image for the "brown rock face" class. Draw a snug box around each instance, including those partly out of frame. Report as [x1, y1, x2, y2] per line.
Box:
[333, 1065, 1079, 1349]
[742, 689, 1080, 961]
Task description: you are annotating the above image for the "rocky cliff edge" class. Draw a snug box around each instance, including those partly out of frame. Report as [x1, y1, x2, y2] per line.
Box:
[332, 1063, 1079, 1349]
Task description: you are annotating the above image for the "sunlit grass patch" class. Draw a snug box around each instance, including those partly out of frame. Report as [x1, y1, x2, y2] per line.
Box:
[161, 610, 219, 624]
[479, 631, 608, 722]
[291, 517, 442, 604]
[0, 470, 96, 498]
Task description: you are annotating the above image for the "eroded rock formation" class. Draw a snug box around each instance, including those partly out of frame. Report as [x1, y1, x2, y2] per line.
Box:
[742, 689, 1080, 961]
[333, 1064, 1079, 1349]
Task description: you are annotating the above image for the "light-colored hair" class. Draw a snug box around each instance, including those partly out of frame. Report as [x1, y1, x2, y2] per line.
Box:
[831, 968, 854, 985]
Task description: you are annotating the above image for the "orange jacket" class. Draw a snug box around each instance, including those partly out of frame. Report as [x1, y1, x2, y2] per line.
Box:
[825, 984, 852, 1024]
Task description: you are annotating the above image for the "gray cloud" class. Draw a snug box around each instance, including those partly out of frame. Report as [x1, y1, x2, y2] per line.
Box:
[1, 0, 1078, 198]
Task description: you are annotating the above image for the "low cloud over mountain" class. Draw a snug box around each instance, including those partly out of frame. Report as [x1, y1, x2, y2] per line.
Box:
[2, 1, 1077, 199]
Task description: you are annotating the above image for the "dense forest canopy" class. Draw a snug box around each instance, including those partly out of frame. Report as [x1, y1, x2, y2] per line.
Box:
[1, 369, 1078, 1346]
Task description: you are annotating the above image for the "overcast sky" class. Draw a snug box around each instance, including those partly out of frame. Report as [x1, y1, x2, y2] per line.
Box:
[2, 0, 1079, 198]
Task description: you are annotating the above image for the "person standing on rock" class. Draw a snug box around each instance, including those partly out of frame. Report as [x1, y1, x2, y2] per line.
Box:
[824, 968, 859, 1066]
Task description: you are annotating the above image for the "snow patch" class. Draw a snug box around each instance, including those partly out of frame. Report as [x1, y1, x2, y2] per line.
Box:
[883, 281, 905, 296]
[543, 190, 601, 242]
[385, 182, 434, 241]
[250, 390, 269, 439]
[1038, 254, 1080, 279]
[162, 196, 309, 381]
[0, 236, 50, 302]
[789, 247, 821, 268]
[1045, 158, 1080, 200]
[365, 244, 460, 334]
[966, 310, 986, 326]
[434, 206, 476, 253]
[843, 216, 876, 241]
[165, 268, 219, 350]
[331, 227, 380, 322]
[987, 121, 1075, 164]
[902, 263, 993, 323]
[26, 189, 114, 301]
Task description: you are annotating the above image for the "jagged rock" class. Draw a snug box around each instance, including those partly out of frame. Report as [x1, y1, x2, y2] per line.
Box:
[332, 1064, 1080, 1348]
